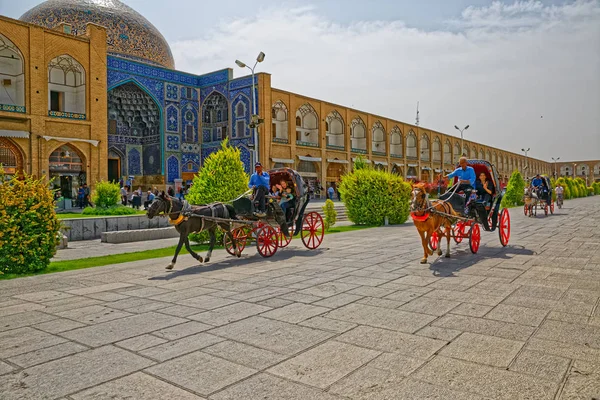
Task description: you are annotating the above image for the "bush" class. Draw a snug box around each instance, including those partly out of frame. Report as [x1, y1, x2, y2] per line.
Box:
[501, 170, 526, 207]
[593, 182, 600, 195]
[92, 180, 120, 208]
[338, 167, 411, 225]
[188, 139, 249, 243]
[82, 206, 139, 216]
[353, 155, 369, 171]
[0, 170, 61, 275]
[587, 186, 595, 196]
[322, 199, 337, 231]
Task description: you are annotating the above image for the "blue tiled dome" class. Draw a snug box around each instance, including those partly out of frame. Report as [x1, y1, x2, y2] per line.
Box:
[20, 0, 175, 69]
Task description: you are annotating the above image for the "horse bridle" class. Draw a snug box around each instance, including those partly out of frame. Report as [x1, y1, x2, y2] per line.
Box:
[411, 187, 432, 215]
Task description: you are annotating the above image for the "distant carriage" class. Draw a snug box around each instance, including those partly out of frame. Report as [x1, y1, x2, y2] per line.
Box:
[523, 175, 554, 217]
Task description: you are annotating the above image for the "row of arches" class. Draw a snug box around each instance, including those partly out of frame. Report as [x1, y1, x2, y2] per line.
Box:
[0, 33, 86, 116]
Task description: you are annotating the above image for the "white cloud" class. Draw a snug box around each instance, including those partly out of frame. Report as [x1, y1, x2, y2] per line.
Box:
[171, 1, 600, 161]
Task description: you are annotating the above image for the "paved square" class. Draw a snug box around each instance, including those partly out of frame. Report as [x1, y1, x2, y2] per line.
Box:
[0, 197, 599, 398]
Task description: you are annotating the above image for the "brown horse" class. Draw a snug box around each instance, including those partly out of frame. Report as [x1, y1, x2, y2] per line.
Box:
[410, 183, 457, 264]
[147, 193, 240, 270]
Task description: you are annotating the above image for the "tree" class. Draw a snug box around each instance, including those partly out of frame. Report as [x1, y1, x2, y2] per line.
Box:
[501, 170, 525, 207]
[187, 139, 249, 243]
[0, 169, 60, 275]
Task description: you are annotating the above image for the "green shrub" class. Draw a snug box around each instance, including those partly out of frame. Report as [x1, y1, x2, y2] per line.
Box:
[352, 155, 370, 171]
[501, 170, 526, 207]
[82, 206, 139, 216]
[188, 139, 249, 243]
[338, 168, 411, 225]
[0, 170, 60, 275]
[587, 186, 594, 196]
[593, 182, 600, 195]
[322, 199, 337, 231]
[92, 180, 120, 208]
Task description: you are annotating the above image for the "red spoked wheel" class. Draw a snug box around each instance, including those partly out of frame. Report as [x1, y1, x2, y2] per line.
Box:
[256, 226, 279, 258]
[277, 225, 294, 248]
[550, 200, 555, 214]
[429, 231, 439, 251]
[301, 212, 325, 250]
[453, 222, 465, 244]
[224, 227, 248, 256]
[498, 208, 510, 247]
[469, 223, 481, 254]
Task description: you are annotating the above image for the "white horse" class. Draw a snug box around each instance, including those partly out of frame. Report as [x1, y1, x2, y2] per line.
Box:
[523, 187, 540, 217]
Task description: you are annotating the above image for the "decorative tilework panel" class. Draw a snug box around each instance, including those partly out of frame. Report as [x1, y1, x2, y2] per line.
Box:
[128, 148, 141, 175]
[167, 155, 179, 183]
[166, 135, 179, 151]
[165, 84, 179, 102]
[166, 104, 179, 133]
[143, 144, 161, 175]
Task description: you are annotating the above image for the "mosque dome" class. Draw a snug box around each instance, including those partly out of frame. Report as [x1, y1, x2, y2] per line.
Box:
[20, 0, 175, 69]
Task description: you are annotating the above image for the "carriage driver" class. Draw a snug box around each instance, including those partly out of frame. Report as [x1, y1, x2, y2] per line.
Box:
[249, 162, 269, 217]
[445, 157, 476, 192]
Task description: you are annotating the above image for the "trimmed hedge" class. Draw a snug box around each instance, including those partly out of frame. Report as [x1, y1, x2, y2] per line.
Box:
[501, 170, 525, 207]
[322, 199, 337, 231]
[82, 205, 139, 216]
[0, 170, 60, 275]
[338, 166, 411, 225]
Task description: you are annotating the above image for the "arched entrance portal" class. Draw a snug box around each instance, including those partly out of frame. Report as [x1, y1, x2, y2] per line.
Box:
[326, 160, 346, 188]
[297, 157, 321, 198]
[0, 138, 24, 179]
[108, 82, 161, 182]
[49, 144, 85, 199]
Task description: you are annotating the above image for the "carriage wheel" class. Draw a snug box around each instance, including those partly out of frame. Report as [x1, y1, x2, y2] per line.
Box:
[224, 227, 248, 256]
[498, 208, 510, 247]
[256, 226, 278, 258]
[301, 212, 325, 250]
[429, 231, 439, 251]
[453, 222, 465, 244]
[277, 226, 294, 248]
[469, 223, 481, 254]
[550, 200, 555, 214]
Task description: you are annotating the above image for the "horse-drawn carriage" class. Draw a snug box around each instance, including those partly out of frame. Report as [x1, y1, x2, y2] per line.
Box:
[223, 167, 325, 257]
[417, 159, 511, 259]
[523, 175, 554, 217]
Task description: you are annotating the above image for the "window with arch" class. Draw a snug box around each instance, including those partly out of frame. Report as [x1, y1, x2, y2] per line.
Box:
[372, 121, 386, 153]
[326, 110, 344, 148]
[406, 131, 417, 158]
[390, 126, 402, 157]
[493, 152, 498, 167]
[236, 102, 245, 116]
[462, 145, 470, 158]
[420, 134, 430, 162]
[271, 100, 288, 141]
[479, 148, 485, 160]
[350, 116, 367, 151]
[443, 140, 452, 163]
[432, 138, 441, 162]
[0, 137, 23, 177]
[295, 103, 319, 145]
[48, 55, 86, 117]
[297, 159, 317, 174]
[232, 94, 249, 139]
[0, 34, 25, 111]
[49, 144, 86, 197]
[453, 143, 461, 162]
[486, 150, 492, 162]
[202, 92, 229, 142]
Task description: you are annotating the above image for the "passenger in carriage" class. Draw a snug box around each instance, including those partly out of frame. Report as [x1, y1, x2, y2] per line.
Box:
[476, 172, 495, 210]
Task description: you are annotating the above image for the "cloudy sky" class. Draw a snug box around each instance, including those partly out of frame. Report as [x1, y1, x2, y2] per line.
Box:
[2, 0, 599, 162]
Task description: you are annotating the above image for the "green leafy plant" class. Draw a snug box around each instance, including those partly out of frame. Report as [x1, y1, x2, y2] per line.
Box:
[91, 180, 120, 208]
[187, 138, 249, 243]
[82, 205, 139, 216]
[500, 170, 526, 207]
[322, 199, 337, 231]
[0, 169, 61, 275]
[352, 155, 370, 171]
[338, 168, 411, 225]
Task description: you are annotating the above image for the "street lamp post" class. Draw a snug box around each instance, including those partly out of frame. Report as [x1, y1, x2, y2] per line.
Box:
[521, 148, 530, 176]
[235, 52, 266, 167]
[454, 125, 469, 158]
[551, 157, 560, 178]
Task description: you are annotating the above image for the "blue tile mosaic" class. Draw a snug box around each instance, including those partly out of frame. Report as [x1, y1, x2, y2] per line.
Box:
[167, 155, 180, 183]
[128, 148, 141, 175]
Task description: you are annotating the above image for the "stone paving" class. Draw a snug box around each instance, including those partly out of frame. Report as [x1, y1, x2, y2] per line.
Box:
[1, 196, 599, 399]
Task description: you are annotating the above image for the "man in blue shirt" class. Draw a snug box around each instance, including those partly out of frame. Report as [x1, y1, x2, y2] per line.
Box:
[446, 157, 476, 190]
[249, 162, 270, 217]
[531, 174, 543, 188]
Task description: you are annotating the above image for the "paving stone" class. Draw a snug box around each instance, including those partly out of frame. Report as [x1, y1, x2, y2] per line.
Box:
[156, 304, 205, 317]
[390, 275, 441, 287]
[14, 290, 75, 303]
[416, 325, 463, 341]
[33, 318, 87, 334]
[324, 303, 436, 333]
[382, 289, 424, 303]
[0, 327, 67, 358]
[440, 332, 524, 367]
[66, 283, 135, 295]
[424, 288, 505, 306]
[336, 275, 390, 287]
[312, 293, 362, 308]
[432, 314, 536, 341]
[485, 304, 549, 327]
[56, 305, 133, 324]
[120, 286, 173, 298]
[210, 373, 343, 400]
[0, 302, 46, 317]
[151, 321, 212, 340]
[297, 282, 359, 298]
[177, 295, 239, 310]
[7, 341, 88, 368]
[0, 346, 154, 400]
[502, 295, 558, 310]
[139, 332, 224, 361]
[553, 298, 595, 316]
[255, 297, 295, 308]
[41, 298, 103, 314]
[337, 325, 446, 359]
[510, 350, 571, 382]
[188, 302, 271, 326]
[70, 372, 204, 399]
[356, 296, 407, 309]
[511, 285, 566, 300]
[412, 356, 558, 400]
[535, 319, 600, 349]
[208, 316, 334, 355]
[260, 302, 329, 323]
[61, 312, 187, 347]
[526, 337, 600, 363]
[0, 311, 56, 332]
[229, 286, 293, 302]
[398, 296, 461, 316]
[203, 340, 286, 369]
[560, 360, 600, 400]
[0, 360, 15, 375]
[82, 291, 130, 301]
[346, 286, 396, 298]
[298, 316, 358, 333]
[145, 351, 255, 396]
[268, 340, 380, 388]
[116, 334, 168, 352]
